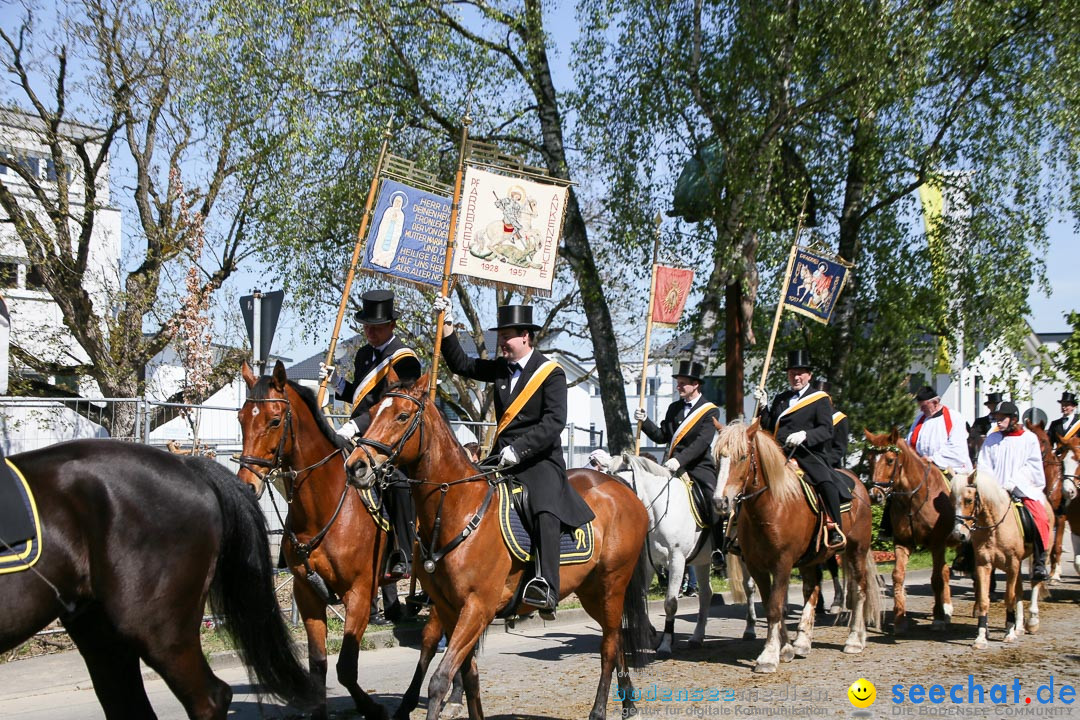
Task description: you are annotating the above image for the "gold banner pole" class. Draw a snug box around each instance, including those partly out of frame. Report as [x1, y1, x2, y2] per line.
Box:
[634, 213, 663, 454]
[429, 111, 472, 402]
[317, 119, 394, 411]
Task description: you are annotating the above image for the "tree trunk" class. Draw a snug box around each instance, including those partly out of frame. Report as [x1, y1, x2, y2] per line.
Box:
[725, 278, 744, 421]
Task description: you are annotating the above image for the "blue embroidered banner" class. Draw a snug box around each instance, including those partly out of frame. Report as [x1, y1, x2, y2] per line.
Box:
[361, 178, 452, 287]
[782, 246, 851, 324]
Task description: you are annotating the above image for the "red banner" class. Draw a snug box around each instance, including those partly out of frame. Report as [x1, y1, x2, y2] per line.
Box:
[651, 265, 694, 327]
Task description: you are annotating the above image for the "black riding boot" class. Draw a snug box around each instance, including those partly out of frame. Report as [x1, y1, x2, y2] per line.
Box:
[710, 521, 728, 576]
[386, 475, 415, 578]
[1032, 530, 1049, 583]
[880, 495, 894, 539]
[819, 482, 845, 548]
[523, 511, 561, 619]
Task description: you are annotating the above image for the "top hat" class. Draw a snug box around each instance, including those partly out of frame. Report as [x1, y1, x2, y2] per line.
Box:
[673, 360, 705, 383]
[489, 304, 542, 332]
[994, 401, 1020, 418]
[1060, 391, 1078, 406]
[984, 392, 1003, 406]
[811, 379, 832, 393]
[914, 386, 938, 402]
[354, 290, 400, 325]
[785, 349, 812, 371]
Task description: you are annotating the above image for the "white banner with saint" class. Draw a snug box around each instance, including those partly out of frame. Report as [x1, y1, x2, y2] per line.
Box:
[452, 166, 568, 294]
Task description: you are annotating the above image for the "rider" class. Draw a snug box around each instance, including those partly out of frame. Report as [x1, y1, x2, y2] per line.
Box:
[1048, 391, 1079, 453]
[634, 359, 725, 568]
[977, 401, 1050, 583]
[433, 296, 594, 620]
[754, 350, 846, 549]
[810, 379, 848, 469]
[319, 289, 421, 579]
[971, 391, 1004, 438]
[906, 386, 973, 476]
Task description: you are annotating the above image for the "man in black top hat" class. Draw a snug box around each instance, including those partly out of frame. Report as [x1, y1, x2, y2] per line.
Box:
[434, 295, 594, 620]
[1048, 391, 1079, 452]
[972, 392, 1004, 438]
[320, 289, 421, 580]
[754, 350, 846, 548]
[634, 359, 725, 566]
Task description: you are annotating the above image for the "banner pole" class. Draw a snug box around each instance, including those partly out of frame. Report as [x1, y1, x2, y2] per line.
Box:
[634, 213, 663, 454]
[429, 111, 472, 402]
[318, 118, 395, 411]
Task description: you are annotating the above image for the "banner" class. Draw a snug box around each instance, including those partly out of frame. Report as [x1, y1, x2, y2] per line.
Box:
[360, 178, 452, 287]
[782, 246, 850, 324]
[919, 180, 951, 374]
[651, 265, 694, 327]
[452, 166, 568, 294]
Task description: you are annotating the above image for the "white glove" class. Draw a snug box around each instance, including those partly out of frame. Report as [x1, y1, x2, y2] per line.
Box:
[663, 458, 680, 473]
[433, 295, 453, 323]
[336, 419, 360, 439]
[752, 387, 768, 405]
[497, 445, 520, 469]
[318, 362, 333, 382]
[633, 408, 648, 422]
[319, 362, 347, 394]
[785, 430, 807, 447]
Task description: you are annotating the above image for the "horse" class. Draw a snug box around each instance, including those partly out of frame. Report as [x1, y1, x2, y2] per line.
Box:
[712, 419, 881, 673]
[606, 451, 756, 652]
[1056, 435, 1080, 577]
[950, 470, 1050, 648]
[0, 439, 314, 719]
[344, 373, 652, 720]
[864, 429, 958, 634]
[237, 361, 395, 720]
[1026, 422, 1078, 584]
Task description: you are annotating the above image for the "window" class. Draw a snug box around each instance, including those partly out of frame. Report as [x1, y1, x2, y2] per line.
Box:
[45, 158, 71, 183]
[0, 262, 17, 288]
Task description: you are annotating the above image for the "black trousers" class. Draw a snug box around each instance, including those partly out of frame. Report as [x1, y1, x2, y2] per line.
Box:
[795, 448, 843, 528]
[386, 476, 416, 561]
[534, 511, 561, 599]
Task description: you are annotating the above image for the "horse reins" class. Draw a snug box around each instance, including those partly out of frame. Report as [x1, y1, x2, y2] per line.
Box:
[954, 485, 1011, 533]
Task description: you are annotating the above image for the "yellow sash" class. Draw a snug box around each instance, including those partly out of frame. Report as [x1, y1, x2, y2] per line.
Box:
[832, 411, 846, 427]
[666, 402, 719, 460]
[350, 348, 418, 411]
[494, 361, 560, 441]
[778, 391, 830, 421]
[1063, 420, 1080, 442]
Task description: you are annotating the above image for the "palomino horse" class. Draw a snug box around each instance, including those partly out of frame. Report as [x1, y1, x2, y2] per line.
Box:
[345, 373, 652, 720]
[237, 361, 393, 720]
[1056, 436, 1080, 577]
[0, 440, 314, 718]
[1027, 422, 1078, 584]
[864, 430, 957, 633]
[712, 420, 881, 673]
[607, 452, 756, 652]
[950, 471, 1050, 648]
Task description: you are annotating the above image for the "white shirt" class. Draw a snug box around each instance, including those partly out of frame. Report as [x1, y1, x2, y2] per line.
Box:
[508, 349, 534, 394]
[907, 406, 973, 473]
[787, 386, 809, 408]
[977, 428, 1044, 499]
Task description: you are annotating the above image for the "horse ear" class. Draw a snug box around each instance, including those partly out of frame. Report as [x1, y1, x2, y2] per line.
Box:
[413, 372, 431, 397]
[747, 417, 760, 435]
[241, 360, 257, 389]
[712, 417, 724, 430]
[889, 427, 900, 444]
[271, 360, 288, 390]
[387, 365, 400, 385]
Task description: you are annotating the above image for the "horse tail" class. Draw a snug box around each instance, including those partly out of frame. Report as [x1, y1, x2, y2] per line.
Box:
[194, 458, 317, 709]
[859, 549, 885, 631]
[621, 544, 652, 669]
[727, 554, 747, 605]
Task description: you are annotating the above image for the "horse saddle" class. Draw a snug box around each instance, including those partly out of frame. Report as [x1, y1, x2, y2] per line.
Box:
[1012, 501, 1037, 545]
[497, 480, 594, 565]
[684, 475, 710, 530]
[798, 475, 854, 517]
[0, 458, 43, 574]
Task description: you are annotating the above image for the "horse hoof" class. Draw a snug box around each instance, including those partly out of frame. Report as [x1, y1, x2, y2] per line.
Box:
[1026, 619, 1040, 634]
[793, 644, 811, 658]
[829, 604, 843, 615]
[687, 638, 703, 649]
[974, 638, 989, 650]
[754, 662, 778, 674]
[843, 642, 864, 654]
[742, 631, 757, 641]
[444, 702, 466, 719]
[656, 646, 672, 660]
[780, 645, 795, 663]
[932, 619, 947, 631]
[893, 619, 910, 636]
[1003, 631, 1018, 644]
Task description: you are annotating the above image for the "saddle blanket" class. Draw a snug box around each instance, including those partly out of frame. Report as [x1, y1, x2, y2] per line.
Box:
[1013, 498, 1050, 549]
[799, 475, 853, 517]
[498, 484, 594, 564]
[680, 475, 709, 530]
[0, 459, 43, 574]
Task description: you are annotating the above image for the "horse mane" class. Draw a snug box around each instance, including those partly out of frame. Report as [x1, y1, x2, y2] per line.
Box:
[715, 420, 800, 505]
[1027, 421, 1051, 452]
[248, 376, 350, 452]
[621, 452, 670, 478]
[951, 468, 1009, 507]
[896, 438, 937, 485]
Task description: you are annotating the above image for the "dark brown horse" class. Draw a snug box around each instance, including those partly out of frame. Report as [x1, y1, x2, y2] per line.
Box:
[344, 373, 652, 720]
[713, 420, 881, 673]
[1026, 421, 1078, 584]
[0, 440, 314, 718]
[864, 429, 958, 633]
[237, 361, 393, 720]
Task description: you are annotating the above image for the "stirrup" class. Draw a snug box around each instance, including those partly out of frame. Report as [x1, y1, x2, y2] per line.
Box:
[825, 524, 846, 550]
[522, 576, 554, 607]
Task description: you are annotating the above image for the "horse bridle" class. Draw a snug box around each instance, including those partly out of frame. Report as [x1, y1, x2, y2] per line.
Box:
[351, 390, 426, 487]
[236, 397, 294, 498]
[953, 484, 1010, 533]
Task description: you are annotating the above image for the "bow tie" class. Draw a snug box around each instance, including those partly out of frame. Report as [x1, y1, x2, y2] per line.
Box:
[508, 362, 522, 374]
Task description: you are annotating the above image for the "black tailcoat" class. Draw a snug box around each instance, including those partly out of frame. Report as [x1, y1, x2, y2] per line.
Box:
[760, 389, 836, 488]
[338, 335, 423, 431]
[640, 397, 720, 499]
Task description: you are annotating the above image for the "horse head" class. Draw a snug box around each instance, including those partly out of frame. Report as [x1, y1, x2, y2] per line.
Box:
[950, 469, 1007, 543]
[712, 418, 758, 515]
[1062, 437, 1080, 506]
[236, 360, 294, 498]
[864, 427, 902, 499]
[345, 368, 428, 488]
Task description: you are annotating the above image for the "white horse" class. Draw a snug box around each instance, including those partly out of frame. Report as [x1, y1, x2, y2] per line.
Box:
[951, 470, 1050, 649]
[607, 452, 756, 656]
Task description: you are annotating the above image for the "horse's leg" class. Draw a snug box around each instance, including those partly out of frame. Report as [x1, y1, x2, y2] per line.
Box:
[395, 613, 447, 720]
[753, 566, 787, 673]
[792, 565, 821, 657]
[688, 558, 712, 648]
[1003, 555, 1022, 643]
[742, 559, 758, 640]
[1049, 514, 1065, 585]
[891, 543, 912, 635]
[656, 554, 684, 658]
[842, 549, 869, 654]
[1073, 531, 1080, 576]
[458, 645, 484, 720]
[427, 602, 491, 720]
[930, 544, 952, 630]
[641, 559, 659, 641]
[972, 554, 991, 649]
[63, 605, 157, 719]
[1026, 569, 1042, 635]
[577, 577, 630, 720]
[338, 588, 388, 720]
[828, 556, 845, 615]
[294, 578, 331, 720]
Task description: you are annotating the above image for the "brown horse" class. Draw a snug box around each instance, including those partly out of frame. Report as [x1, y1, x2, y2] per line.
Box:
[713, 419, 881, 673]
[1056, 435, 1080, 577]
[864, 429, 958, 633]
[950, 470, 1049, 648]
[1026, 422, 1078, 584]
[344, 373, 652, 720]
[237, 361, 392, 720]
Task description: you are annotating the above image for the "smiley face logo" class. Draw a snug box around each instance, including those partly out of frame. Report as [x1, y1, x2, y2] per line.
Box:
[847, 678, 876, 708]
